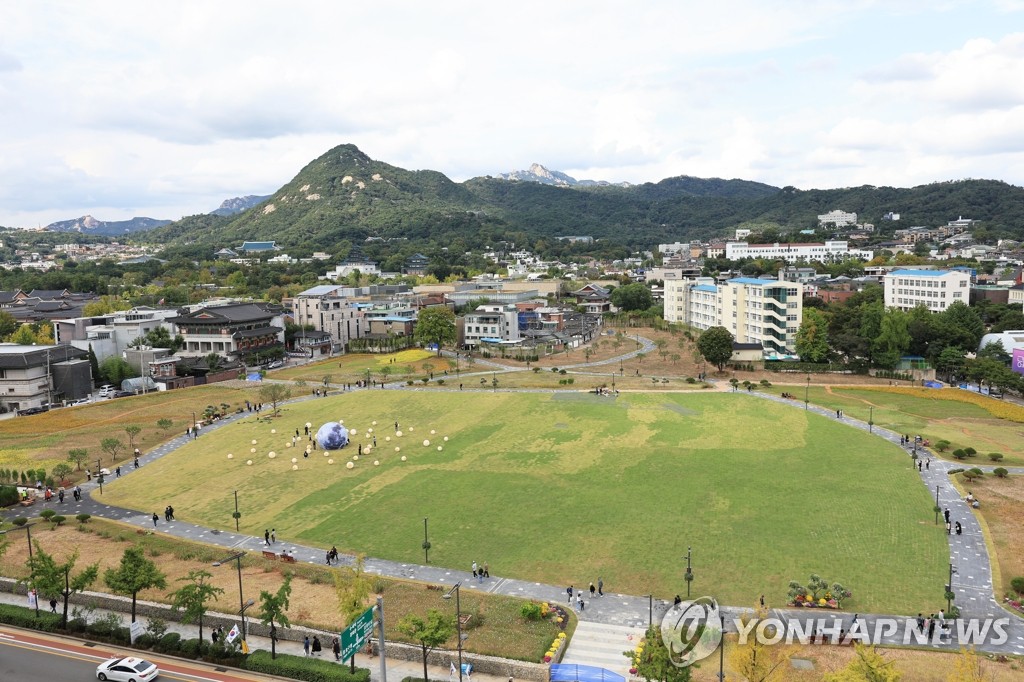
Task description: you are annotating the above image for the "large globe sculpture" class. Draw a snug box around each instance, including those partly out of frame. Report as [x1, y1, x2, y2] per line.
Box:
[316, 422, 350, 450]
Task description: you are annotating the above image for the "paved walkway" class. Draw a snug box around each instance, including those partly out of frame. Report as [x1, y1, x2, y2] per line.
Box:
[7, 345, 1024, 662]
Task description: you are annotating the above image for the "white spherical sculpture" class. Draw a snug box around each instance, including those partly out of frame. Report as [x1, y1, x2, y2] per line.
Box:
[350, 429, 357, 435]
[386, 436, 391, 442]
[227, 454, 234, 459]
[268, 453, 276, 459]
[271, 429, 276, 434]
[437, 446, 443, 452]
[353, 455, 359, 461]
[368, 428, 373, 434]
[374, 460, 380, 466]
[328, 459, 334, 465]
[251, 440, 258, 445]
[324, 451, 330, 457]
[292, 464, 298, 471]
[396, 430, 403, 437]
[401, 456, 407, 462]
[286, 442, 292, 448]
[430, 430, 436, 435]
[372, 420, 377, 425]
[246, 460, 253, 466]
[346, 461, 354, 469]
[423, 439, 430, 447]
[409, 426, 414, 432]
[443, 436, 449, 442]
[291, 457, 297, 464]
[250, 448, 257, 453]
[395, 446, 400, 452]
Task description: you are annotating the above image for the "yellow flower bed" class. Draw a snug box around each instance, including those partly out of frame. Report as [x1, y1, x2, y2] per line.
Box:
[837, 386, 1024, 423]
[382, 349, 434, 365]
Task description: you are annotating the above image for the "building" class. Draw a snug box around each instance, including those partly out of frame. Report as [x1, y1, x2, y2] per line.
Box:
[817, 210, 858, 227]
[725, 241, 872, 263]
[238, 241, 278, 253]
[321, 245, 381, 281]
[571, 284, 613, 314]
[53, 307, 179, 363]
[883, 269, 971, 312]
[168, 302, 284, 361]
[291, 285, 364, 351]
[403, 253, 429, 276]
[0, 344, 92, 413]
[462, 304, 521, 349]
[664, 276, 803, 355]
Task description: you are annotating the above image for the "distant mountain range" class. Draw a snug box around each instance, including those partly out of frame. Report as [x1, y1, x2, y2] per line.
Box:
[492, 163, 631, 188]
[210, 194, 272, 216]
[45, 215, 172, 236]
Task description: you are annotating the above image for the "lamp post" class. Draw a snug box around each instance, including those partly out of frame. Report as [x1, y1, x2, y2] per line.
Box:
[233, 490, 240, 532]
[191, 411, 197, 436]
[684, 547, 693, 599]
[717, 612, 725, 681]
[422, 517, 431, 563]
[947, 563, 957, 615]
[647, 594, 653, 627]
[804, 375, 810, 411]
[0, 523, 38, 617]
[868, 405, 874, 434]
[935, 485, 941, 526]
[443, 582, 464, 682]
[95, 458, 104, 495]
[213, 552, 248, 640]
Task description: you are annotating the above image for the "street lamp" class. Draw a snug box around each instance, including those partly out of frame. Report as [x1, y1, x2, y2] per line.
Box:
[684, 547, 693, 599]
[213, 552, 248, 641]
[233, 490, 241, 532]
[95, 458, 104, 495]
[191, 412, 197, 436]
[0, 523, 38, 617]
[804, 375, 810, 411]
[422, 517, 431, 564]
[868, 405, 874, 434]
[947, 563, 958, 615]
[442, 582, 464, 682]
[935, 485, 941, 526]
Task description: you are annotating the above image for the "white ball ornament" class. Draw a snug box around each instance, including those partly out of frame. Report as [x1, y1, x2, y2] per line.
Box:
[395, 446, 400, 452]
[437, 446, 443, 452]
[346, 462, 354, 469]
[372, 420, 377, 425]
[409, 426, 414, 432]
[350, 429, 357, 435]
[401, 456, 407, 462]
[250, 448, 256, 453]
[246, 460, 253, 466]
[292, 464, 298, 471]
[251, 440, 258, 445]
[374, 460, 380, 466]
[328, 459, 334, 465]
[227, 454, 234, 459]
[386, 436, 391, 442]
[396, 430, 403, 437]
[443, 436, 449, 442]
[286, 442, 292, 448]
[430, 430, 436, 435]
[353, 455, 359, 461]
[291, 457, 298, 464]
[268, 453, 276, 459]
[271, 429, 276, 434]
[423, 440, 430, 447]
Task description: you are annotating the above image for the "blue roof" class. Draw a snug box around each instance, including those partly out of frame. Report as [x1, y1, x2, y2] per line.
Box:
[694, 284, 717, 292]
[377, 315, 413, 322]
[240, 241, 276, 251]
[890, 269, 950, 277]
[299, 285, 343, 296]
[729, 277, 778, 286]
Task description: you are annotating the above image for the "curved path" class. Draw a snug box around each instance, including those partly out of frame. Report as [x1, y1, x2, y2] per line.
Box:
[6, 343, 1024, 657]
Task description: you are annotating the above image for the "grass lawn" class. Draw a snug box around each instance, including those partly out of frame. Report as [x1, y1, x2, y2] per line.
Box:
[102, 391, 947, 614]
[0, 385, 261, 473]
[269, 350, 453, 385]
[765, 386, 1024, 467]
[0, 518, 561, 661]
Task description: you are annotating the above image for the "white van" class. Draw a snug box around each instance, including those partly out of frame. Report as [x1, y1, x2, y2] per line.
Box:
[98, 384, 114, 397]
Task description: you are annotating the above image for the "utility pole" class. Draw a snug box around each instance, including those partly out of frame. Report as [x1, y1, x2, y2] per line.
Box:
[377, 596, 387, 682]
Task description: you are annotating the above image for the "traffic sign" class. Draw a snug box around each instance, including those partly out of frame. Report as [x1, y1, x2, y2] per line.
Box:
[340, 605, 376, 661]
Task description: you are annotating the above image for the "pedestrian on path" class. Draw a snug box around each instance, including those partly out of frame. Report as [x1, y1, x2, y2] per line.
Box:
[115, 466, 121, 477]
[598, 577, 603, 596]
[312, 635, 322, 656]
[304, 635, 310, 656]
[483, 562, 489, 578]
[567, 585, 574, 603]
[955, 521, 962, 535]
[271, 529, 276, 543]
[49, 598, 57, 613]
[589, 582, 596, 598]
[576, 593, 583, 611]
[472, 561, 478, 579]
[946, 521, 952, 535]
[332, 637, 341, 661]
[265, 529, 271, 545]
[152, 512, 158, 527]
[759, 594, 765, 609]
[926, 459, 930, 470]
[944, 508, 950, 523]
[918, 461, 922, 471]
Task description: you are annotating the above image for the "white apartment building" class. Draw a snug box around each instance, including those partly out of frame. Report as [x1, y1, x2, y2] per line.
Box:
[818, 210, 858, 227]
[462, 304, 520, 349]
[291, 285, 364, 351]
[664, 277, 803, 354]
[883, 269, 972, 312]
[53, 308, 180, 363]
[725, 241, 872, 263]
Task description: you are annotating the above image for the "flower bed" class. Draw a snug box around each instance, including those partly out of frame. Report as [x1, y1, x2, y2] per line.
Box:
[790, 594, 839, 609]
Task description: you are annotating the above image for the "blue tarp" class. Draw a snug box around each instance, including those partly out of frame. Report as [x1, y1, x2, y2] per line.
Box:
[923, 381, 943, 388]
[551, 664, 626, 682]
[246, 373, 262, 382]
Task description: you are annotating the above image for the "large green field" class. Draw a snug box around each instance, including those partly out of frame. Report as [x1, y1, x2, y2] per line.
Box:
[102, 391, 948, 614]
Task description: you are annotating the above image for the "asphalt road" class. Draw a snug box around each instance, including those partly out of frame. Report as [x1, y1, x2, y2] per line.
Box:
[0, 627, 271, 682]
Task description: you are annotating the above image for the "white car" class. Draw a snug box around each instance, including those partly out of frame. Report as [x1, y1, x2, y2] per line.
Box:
[96, 656, 159, 681]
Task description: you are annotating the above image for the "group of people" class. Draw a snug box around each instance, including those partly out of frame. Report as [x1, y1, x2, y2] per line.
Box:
[916, 611, 950, 640]
[326, 546, 340, 565]
[471, 560, 489, 582]
[210, 625, 228, 643]
[163, 505, 176, 521]
[303, 635, 323, 656]
[264, 528, 278, 545]
[566, 579, 605, 611]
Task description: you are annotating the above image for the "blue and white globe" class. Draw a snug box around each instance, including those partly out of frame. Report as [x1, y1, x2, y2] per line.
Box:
[316, 422, 350, 450]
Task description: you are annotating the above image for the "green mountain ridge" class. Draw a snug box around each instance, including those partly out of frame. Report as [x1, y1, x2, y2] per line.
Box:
[145, 144, 1024, 251]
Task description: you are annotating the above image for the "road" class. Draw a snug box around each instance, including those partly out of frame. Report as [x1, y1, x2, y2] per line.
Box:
[0, 627, 273, 682]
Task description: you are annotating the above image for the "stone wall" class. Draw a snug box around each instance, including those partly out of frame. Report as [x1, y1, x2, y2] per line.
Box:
[0, 578, 548, 680]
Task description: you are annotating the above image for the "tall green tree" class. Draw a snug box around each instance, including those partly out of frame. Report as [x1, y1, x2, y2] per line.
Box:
[941, 302, 985, 350]
[397, 609, 455, 682]
[872, 309, 911, 369]
[100, 437, 125, 462]
[99, 356, 137, 385]
[67, 448, 89, 471]
[795, 308, 830, 363]
[414, 306, 457, 356]
[696, 326, 734, 371]
[934, 347, 967, 382]
[87, 344, 101, 384]
[823, 643, 901, 681]
[977, 340, 1011, 365]
[0, 310, 19, 339]
[258, 383, 292, 415]
[258, 574, 292, 659]
[611, 283, 654, 312]
[625, 624, 692, 682]
[124, 425, 142, 451]
[24, 544, 99, 628]
[168, 569, 224, 642]
[104, 545, 167, 622]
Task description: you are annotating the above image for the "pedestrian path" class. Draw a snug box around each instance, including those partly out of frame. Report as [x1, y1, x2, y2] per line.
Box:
[560, 621, 644, 678]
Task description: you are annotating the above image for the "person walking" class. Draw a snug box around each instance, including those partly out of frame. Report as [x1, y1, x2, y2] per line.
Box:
[332, 636, 341, 661]
[567, 585, 574, 603]
[49, 598, 58, 613]
[759, 594, 765, 609]
[312, 635, 322, 656]
[598, 577, 603, 596]
[576, 592, 583, 611]
[483, 562, 489, 578]
[946, 520, 952, 535]
[152, 512, 158, 527]
[926, 459, 930, 470]
[944, 508, 950, 523]
[303, 635, 311, 656]
[955, 521, 962, 535]
[589, 582, 596, 598]
[271, 528, 276, 544]
[265, 529, 271, 546]
[471, 561, 478, 579]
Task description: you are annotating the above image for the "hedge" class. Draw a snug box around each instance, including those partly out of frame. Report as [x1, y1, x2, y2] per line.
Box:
[0, 484, 20, 507]
[0, 603, 62, 631]
[244, 650, 371, 682]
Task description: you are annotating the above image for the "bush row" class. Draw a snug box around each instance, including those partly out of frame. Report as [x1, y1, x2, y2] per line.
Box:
[245, 650, 372, 682]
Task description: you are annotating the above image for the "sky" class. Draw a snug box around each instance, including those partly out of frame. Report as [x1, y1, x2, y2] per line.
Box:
[1, 0, 1023, 227]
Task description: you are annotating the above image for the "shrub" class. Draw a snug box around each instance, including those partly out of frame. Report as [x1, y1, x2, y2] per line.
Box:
[1011, 577, 1024, 595]
[934, 440, 951, 452]
[685, 377, 696, 384]
[0, 484, 19, 506]
[994, 468, 1009, 478]
[244, 650, 371, 682]
[39, 509, 56, 521]
[989, 453, 1004, 462]
[0, 603, 62, 631]
[559, 369, 567, 375]
[179, 638, 209, 659]
[948, 468, 965, 475]
[372, 577, 387, 594]
[406, 380, 414, 386]
[134, 634, 156, 649]
[51, 515, 66, 526]
[12, 517, 28, 527]
[156, 632, 182, 653]
[521, 602, 543, 620]
[76, 513, 91, 523]
[436, 379, 445, 385]
[952, 450, 967, 460]
[964, 447, 977, 457]
[145, 618, 168, 640]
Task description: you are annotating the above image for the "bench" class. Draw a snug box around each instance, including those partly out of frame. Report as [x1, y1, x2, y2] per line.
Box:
[19, 498, 35, 507]
[262, 551, 278, 560]
[281, 554, 297, 563]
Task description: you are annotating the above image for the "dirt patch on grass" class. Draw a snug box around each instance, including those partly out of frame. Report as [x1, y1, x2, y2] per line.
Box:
[974, 474, 1024, 602]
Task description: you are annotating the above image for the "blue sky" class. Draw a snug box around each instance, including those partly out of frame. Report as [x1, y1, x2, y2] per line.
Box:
[1, 1, 1022, 227]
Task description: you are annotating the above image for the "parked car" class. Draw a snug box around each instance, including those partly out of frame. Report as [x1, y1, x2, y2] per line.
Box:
[97, 384, 115, 397]
[267, 360, 284, 369]
[112, 390, 134, 398]
[96, 656, 159, 681]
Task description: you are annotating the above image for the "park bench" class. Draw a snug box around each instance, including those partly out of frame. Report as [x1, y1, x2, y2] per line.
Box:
[262, 551, 278, 560]
[281, 554, 297, 563]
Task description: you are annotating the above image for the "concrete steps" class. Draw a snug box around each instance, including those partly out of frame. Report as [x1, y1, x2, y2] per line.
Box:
[561, 621, 646, 678]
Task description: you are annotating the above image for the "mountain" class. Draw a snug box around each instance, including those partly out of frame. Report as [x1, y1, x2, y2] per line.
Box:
[493, 163, 629, 187]
[210, 194, 272, 216]
[142, 143, 1024, 251]
[46, 215, 171, 236]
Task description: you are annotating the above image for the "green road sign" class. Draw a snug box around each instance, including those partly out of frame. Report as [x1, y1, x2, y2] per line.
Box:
[340, 605, 376, 660]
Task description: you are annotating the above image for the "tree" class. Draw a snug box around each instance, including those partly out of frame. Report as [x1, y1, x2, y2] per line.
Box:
[795, 308, 830, 363]
[104, 545, 167, 622]
[51, 463, 73, 485]
[9, 324, 38, 345]
[729, 606, 793, 681]
[823, 644, 901, 681]
[87, 344, 100, 384]
[258, 574, 292, 659]
[24, 544, 99, 628]
[100, 437, 125, 462]
[696, 326, 734, 371]
[977, 340, 1011, 365]
[258, 383, 292, 415]
[335, 555, 374, 672]
[935, 347, 967, 382]
[947, 647, 987, 682]
[941, 302, 985, 350]
[611, 283, 654, 312]
[414, 306, 457, 356]
[168, 569, 224, 643]
[67, 448, 89, 471]
[872, 309, 911, 369]
[397, 609, 455, 682]
[124, 425, 142, 451]
[99, 356, 137, 385]
[626, 624, 692, 682]
[156, 418, 173, 433]
[0, 310, 18, 339]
